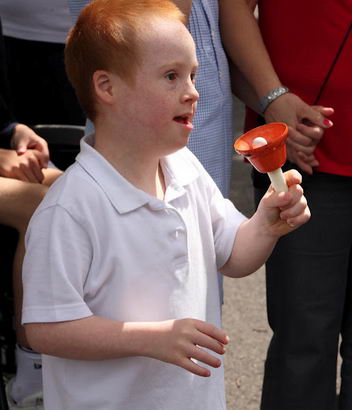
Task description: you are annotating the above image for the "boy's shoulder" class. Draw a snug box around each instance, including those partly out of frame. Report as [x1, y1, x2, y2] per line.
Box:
[37, 134, 115, 212]
[33, 161, 98, 217]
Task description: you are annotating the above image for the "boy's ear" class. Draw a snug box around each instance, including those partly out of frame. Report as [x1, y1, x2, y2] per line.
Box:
[92, 70, 116, 104]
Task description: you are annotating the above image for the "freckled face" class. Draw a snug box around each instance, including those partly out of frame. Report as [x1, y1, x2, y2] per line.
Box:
[116, 17, 199, 157]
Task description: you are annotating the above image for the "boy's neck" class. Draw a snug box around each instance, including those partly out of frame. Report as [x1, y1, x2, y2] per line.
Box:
[94, 128, 166, 200]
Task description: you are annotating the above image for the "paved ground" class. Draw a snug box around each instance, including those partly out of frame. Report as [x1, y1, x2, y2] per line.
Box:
[222, 99, 271, 410]
[223, 99, 341, 410]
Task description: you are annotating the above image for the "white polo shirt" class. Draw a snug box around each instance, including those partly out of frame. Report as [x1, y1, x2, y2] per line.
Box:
[22, 135, 247, 410]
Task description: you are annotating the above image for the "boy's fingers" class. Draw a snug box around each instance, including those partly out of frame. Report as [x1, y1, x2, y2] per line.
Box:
[180, 358, 211, 377]
[277, 184, 304, 212]
[190, 346, 222, 368]
[283, 169, 302, 187]
[280, 194, 307, 219]
[285, 207, 311, 229]
[194, 320, 229, 345]
[263, 172, 303, 209]
[194, 332, 226, 355]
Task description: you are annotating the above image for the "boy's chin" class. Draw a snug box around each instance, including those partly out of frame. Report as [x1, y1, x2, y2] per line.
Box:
[163, 139, 189, 157]
[175, 136, 190, 151]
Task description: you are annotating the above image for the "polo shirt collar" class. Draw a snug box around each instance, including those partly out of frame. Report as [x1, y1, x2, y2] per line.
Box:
[76, 134, 199, 214]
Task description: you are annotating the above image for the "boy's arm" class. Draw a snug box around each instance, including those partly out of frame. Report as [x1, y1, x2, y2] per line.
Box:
[220, 170, 310, 278]
[25, 315, 229, 377]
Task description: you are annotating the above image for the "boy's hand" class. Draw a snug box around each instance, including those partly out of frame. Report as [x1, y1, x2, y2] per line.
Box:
[147, 319, 229, 377]
[256, 169, 310, 237]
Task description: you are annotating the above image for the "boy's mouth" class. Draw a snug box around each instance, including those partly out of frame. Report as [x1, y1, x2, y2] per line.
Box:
[173, 115, 190, 124]
[173, 113, 194, 129]
[173, 112, 194, 131]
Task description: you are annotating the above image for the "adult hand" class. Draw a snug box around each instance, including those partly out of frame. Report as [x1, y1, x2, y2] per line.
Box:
[11, 124, 49, 168]
[0, 148, 46, 183]
[293, 105, 334, 171]
[264, 93, 334, 174]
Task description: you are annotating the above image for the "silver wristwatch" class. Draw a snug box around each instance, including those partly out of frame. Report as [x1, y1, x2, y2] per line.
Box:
[259, 86, 289, 115]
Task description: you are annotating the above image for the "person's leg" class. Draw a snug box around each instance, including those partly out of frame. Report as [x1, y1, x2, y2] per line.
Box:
[260, 172, 352, 410]
[338, 217, 352, 409]
[0, 177, 48, 231]
[0, 169, 61, 341]
[0, 170, 62, 405]
[7, 169, 61, 344]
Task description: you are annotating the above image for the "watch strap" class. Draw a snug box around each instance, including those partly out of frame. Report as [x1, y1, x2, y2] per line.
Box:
[259, 86, 289, 115]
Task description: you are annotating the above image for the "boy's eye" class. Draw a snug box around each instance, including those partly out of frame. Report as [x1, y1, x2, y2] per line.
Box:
[165, 72, 177, 81]
[190, 72, 196, 83]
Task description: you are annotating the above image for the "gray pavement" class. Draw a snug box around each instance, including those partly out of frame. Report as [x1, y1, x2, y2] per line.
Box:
[223, 99, 341, 410]
[223, 98, 271, 409]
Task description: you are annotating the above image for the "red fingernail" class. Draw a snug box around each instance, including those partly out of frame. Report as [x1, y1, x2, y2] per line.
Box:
[323, 119, 333, 127]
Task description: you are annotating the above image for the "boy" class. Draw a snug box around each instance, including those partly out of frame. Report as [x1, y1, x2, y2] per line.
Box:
[21, 0, 310, 409]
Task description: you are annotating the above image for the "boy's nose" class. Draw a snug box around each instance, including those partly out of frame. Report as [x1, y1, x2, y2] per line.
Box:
[183, 82, 199, 103]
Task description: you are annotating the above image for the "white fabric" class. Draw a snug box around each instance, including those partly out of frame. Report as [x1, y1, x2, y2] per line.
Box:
[9, 345, 42, 404]
[0, 0, 72, 43]
[22, 135, 247, 410]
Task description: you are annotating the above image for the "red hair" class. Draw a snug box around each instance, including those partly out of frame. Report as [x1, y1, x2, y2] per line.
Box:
[65, 0, 184, 120]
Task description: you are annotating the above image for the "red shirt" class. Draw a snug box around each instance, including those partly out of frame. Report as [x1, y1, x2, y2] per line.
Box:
[247, 0, 352, 176]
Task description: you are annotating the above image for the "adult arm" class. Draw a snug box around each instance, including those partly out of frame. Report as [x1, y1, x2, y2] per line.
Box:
[219, 0, 333, 173]
[219, 0, 283, 99]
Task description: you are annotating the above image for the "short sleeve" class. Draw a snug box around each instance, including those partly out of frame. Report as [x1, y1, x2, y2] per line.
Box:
[202, 166, 247, 269]
[22, 205, 93, 324]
